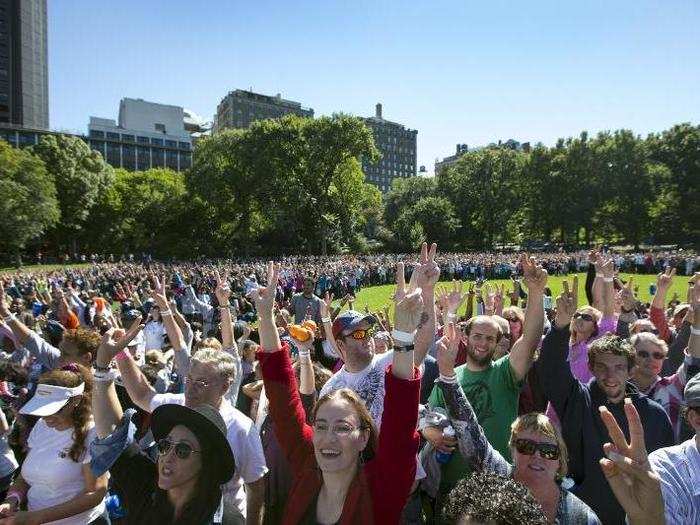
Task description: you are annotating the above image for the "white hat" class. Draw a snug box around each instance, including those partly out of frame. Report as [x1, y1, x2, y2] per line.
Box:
[20, 383, 85, 417]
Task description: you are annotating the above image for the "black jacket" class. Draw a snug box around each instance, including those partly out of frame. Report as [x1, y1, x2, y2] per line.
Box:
[536, 325, 674, 524]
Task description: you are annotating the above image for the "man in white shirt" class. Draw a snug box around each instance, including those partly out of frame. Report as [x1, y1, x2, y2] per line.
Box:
[648, 317, 700, 525]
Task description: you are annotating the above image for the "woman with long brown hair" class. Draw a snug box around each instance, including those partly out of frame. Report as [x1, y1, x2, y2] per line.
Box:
[0, 364, 109, 524]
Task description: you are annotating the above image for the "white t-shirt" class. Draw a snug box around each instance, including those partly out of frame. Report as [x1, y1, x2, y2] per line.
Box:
[149, 393, 268, 517]
[22, 419, 105, 525]
[320, 352, 394, 429]
[143, 321, 166, 351]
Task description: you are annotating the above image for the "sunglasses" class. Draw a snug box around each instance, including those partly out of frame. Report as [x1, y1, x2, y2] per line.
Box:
[156, 438, 201, 460]
[344, 327, 376, 340]
[513, 438, 560, 460]
[636, 350, 665, 360]
[573, 312, 595, 322]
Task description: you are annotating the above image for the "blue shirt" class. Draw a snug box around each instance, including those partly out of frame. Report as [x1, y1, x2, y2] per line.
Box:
[649, 437, 700, 525]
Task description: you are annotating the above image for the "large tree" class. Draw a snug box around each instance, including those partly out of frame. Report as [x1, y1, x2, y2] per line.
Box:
[31, 134, 113, 252]
[0, 141, 59, 264]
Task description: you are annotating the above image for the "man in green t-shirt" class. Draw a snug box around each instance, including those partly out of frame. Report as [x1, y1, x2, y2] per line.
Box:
[423, 256, 548, 507]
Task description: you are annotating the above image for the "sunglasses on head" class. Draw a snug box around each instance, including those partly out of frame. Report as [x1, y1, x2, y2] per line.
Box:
[513, 438, 560, 460]
[573, 312, 595, 322]
[344, 327, 376, 340]
[156, 438, 201, 460]
[636, 349, 665, 360]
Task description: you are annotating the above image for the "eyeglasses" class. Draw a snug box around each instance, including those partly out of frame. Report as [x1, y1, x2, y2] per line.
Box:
[513, 438, 560, 460]
[573, 312, 595, 322]
[636, 350, 665, 360]
[312, 421, 363, 437]
[156, 438, 201, 460]
[343, 327, 376, 340]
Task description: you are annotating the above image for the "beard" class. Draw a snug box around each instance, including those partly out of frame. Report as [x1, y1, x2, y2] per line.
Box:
[467, 345, 495, 366]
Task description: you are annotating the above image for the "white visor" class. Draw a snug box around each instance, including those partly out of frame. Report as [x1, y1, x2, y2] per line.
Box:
[19, 383, 85, 417]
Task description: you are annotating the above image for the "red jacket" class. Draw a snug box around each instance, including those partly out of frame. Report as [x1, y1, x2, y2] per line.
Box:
[258, 345, 420, 525]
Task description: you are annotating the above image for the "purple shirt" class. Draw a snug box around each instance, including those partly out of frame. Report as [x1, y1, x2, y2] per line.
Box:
[567, 315, 617, 383]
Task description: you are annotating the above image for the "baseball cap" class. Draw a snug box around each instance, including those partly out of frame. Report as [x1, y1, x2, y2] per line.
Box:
[331, 310, 376, 339]
[685, 374, 700, 407]
[19, 382, 85, 417]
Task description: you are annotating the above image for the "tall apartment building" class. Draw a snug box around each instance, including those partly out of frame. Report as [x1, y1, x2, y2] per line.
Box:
[87, 98, 193, 172]
[362, 103, 417, 192]
[435, 140, 531, 175]
[214, 89, 313, 131]
[0, 0, 48, 128]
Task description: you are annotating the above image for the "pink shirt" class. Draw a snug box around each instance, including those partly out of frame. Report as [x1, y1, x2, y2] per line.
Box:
[567, 315, 617, 383]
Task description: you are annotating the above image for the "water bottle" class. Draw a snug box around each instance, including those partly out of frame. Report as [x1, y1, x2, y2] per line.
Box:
[435, 426, 456, 464]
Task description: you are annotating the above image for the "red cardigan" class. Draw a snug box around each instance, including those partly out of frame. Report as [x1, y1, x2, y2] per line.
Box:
[258, 345, 420, 525]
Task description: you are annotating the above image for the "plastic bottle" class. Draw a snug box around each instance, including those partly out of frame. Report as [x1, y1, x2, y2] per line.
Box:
[435, 425, 456, 464]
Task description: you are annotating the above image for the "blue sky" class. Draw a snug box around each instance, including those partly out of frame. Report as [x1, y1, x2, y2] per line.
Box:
[49, 0, 699, 174]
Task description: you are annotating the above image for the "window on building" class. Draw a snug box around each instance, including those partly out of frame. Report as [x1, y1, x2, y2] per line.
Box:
[122, 134, 134, 142]
[155, 123, 166, 133]
[89, 130, 105, 138]
[178, 142, 191, 150]
[106, 143, 121, 167]
[122, 144, 135, 171]
[137, 136, 150, 144]
[106, 132, 120, 140]
[137, 146, 150, 170]
[151, 138, 164, 146]
[152, 148, 164, 167]
[165, 139, 177, 148]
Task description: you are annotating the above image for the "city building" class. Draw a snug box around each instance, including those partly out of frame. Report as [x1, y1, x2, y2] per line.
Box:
[0, 0, 49, 129]
[434, 140, 531, 175]
[434, 144, 470, 174]
[214, 89, 314, 131]
[362, 103, 417, 192]
[87, 98, 193, 171]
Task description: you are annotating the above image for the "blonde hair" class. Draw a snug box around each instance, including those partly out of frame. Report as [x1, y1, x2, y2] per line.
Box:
[509, 412, 568, 479]
[190, 348, 236, 381]
[196, 337, 222, 352]
[502, 306, 524, 324]
[569, 306, 602, 343]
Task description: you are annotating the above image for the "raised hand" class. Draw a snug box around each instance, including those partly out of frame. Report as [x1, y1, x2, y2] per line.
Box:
[0, 282, 10, 318]
[599, 400, 665, 525]
[214, 269, 231, 306]
[96, 317, 144, 368]
[444, 280, 466, 314]
[521, 254, 548, 293]
[393, 262, 424, 334]
[248, 261, 280, 316]
[597, 255, 615, 279]
[436, 322, 460, 377]
[320, 291, 334, 320]
[554, 276, 578, 329]
[411, 242, 440, 290]
[656, 266, 675, 292]
[149, 274, 169, 310]
[619, 277, 636, 312]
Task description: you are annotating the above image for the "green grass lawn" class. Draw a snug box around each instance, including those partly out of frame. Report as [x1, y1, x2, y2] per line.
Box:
[0, 263, 91, 274]
[349, 273, 692, 316]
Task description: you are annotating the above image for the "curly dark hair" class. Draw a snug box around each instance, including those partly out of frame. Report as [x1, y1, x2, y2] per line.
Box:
[587, 333, 636, 371]
[38, 364, 93, 462]
[442, 471, 548, 525]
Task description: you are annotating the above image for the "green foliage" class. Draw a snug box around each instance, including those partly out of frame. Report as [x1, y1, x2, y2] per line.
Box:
[30, 135, 113, 251]
[0, 141, 59, 261]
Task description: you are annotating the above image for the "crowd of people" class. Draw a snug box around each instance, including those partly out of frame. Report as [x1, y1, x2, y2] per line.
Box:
[0, 245, 697, 524]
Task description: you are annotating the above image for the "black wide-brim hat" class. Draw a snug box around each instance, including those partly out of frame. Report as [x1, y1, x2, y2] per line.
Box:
[151, 404, 235, 485]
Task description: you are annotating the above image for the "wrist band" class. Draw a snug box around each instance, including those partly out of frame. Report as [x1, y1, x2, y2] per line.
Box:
[115, 349, 131, 362]
[93, 364, 110, 372]
[446, 313, 457, 320]
[298, 349, 311, 358]
[218, 306, 230, 311]
[439, 373, 458, 384]
[92, 368, 119, 383]
[6, 490, 23, 505]
[391, 329, 416, 345]
[321, 317, 331, 324]
[2, 313, 16, 323]
[691, 327, 700, 336]
[160, 310, 172, 317]
[393, 343, 414, 352]
[602, 277, 614, 283]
